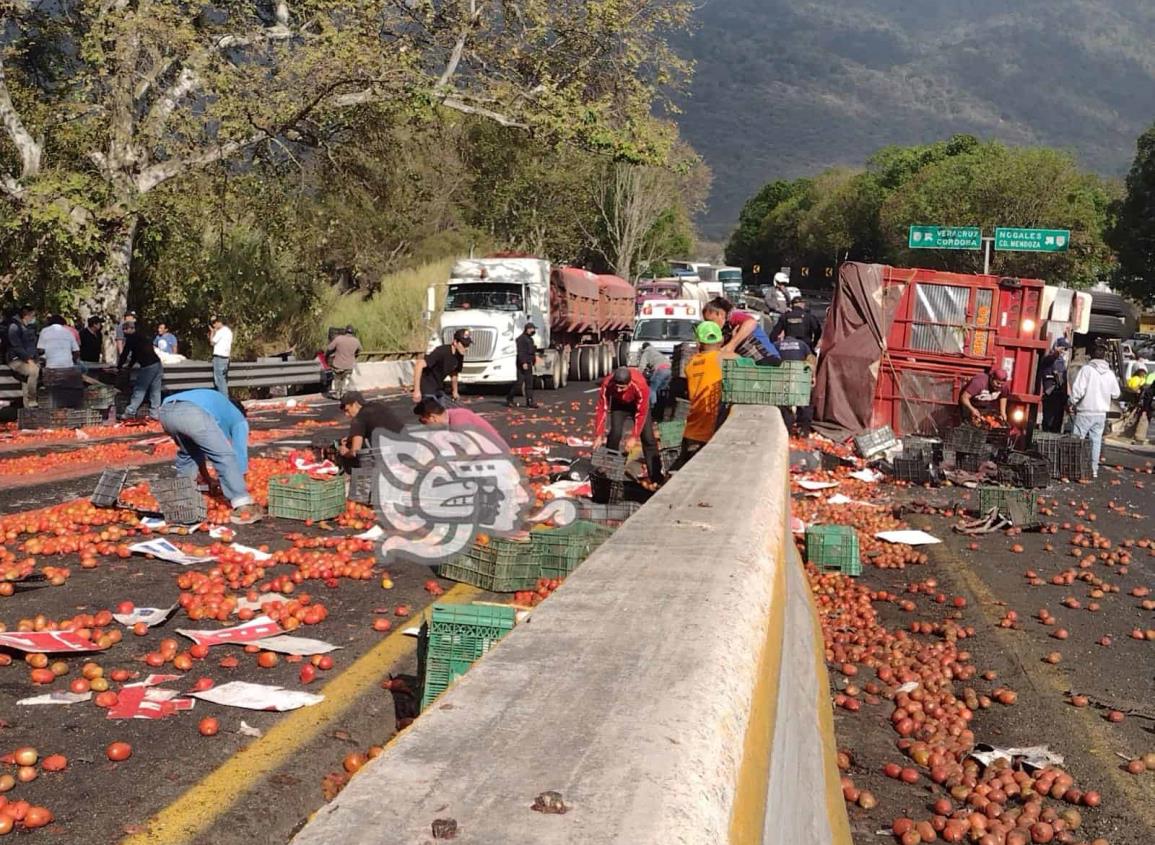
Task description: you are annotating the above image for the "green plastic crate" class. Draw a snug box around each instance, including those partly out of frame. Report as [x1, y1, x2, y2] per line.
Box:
[438, 536, 541, 592]
[531, 520, 614, 580]
[722, 358, 812, 406]
[805, 524, 861, 576]
[656, 420, 686, 448]
[420, 603, 516, 711]
[267, 473, 346, 521]
[975, 486, 1039, 527]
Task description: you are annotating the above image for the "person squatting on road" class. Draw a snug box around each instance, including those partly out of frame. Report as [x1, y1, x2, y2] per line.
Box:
[117, 319, 164, 420]
[338, 390, 404, 467]
[594, 366, 662, 490]
[702, 297, 782, 366]
[1039, 336, 1071, 433]
[413, 329, 470, 405]
[326, 325, 362, 400]
[775, 335, 816, 435]
[415, 397, 510, 451]
[637, 342, 672, 409]
[157, 388, 264, 525]
[959, 367, 1008, 426]
[1069, 343, 1120, 480]
[506, 323, 540, 409]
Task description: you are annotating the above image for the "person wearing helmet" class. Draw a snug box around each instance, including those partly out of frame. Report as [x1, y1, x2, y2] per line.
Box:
[766, 271, 792, 313]
[593, 365, 662, 487]
[678, 320, 734, 466]
[959, 366, 1009, 425]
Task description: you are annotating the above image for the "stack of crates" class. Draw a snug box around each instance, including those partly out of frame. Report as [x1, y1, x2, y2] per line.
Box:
[656, 419, 685, 471]
[347, 452, 377, 506]
[945, 425, 988, 470]
[590, 447, 627, 504]
[722, 358, 811, 407]
[998, 452, 1051, 489]
[16, 407, 103, 430]
[1032, 433, 1092, 481]
[438, 535, 541, 592]
[150, 476, 207, 525]
[891, 456, 934, 484]
[420, 603, 516, 711]
[91, 469, 128, 508]
[902, 436, 944, 464]
[577, 501, 640, 527]
[976, 485, 1039, 528]
[267, 473, 346, 521]
[531, 520, 614, 580]
[805, 524, 861, 577]
[854, 425, 899, 459]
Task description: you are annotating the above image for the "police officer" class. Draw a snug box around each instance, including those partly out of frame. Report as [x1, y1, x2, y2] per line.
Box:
[771, 296, 822, 351]
[776, 336, 815, 436]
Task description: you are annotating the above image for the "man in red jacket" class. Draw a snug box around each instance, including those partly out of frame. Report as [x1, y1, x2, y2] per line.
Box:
[594, 366, 662, 486]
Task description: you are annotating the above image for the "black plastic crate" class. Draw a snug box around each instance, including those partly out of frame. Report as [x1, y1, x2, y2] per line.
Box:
[892, 456, 934, 484]
[590, 473, 625, 505]
[348, 465, 377, 506]
[1006, 452, 1051, 488]
[311, 432, 340, 462]
[16, 407, 103, 430]
[91, 469, 129, 508]
[947, 425, 988, 452]
[1032, 434, 1091, 480]
[948, 450, 983, 472]
[902, 436, 944, 464]
[591, 447, 627, 481]
[577, 500, 640, 527]
[150, 476, 207, 525]
[853, 425, 898, 458]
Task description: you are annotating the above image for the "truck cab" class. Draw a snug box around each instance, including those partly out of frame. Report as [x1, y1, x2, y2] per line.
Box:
[628, 300, 702, 364]
[716, 266, 743, 299]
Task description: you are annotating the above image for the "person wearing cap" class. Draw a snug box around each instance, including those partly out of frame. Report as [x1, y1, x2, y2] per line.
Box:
[412, 329, 470, 404]
[338, 390, 405, 463]
[157, 388, 263, 524]
[959, 366, 1009, 425]
[770, 297, 822, 350]
[114, 311, 137, 356]
[209, 316, 233, 395]
[679, 321, 734, 465]
[776, 335, 816, 435]
[415, 397, 509, 451]
[593, 365, 662, 488]
[1039, 336, 1072, 433]
[326, 324, 363, 401]
[1069, 342, 1120, 478]
[506, 323, 540, 409]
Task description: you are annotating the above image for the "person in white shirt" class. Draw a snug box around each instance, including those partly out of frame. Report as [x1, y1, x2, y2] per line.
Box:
[36, 315, 84, 407]
[209, 316, 234, 395]
[1069, 342, 1121, 479]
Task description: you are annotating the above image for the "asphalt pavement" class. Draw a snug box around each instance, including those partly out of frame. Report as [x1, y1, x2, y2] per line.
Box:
[0, 381, 599, 845]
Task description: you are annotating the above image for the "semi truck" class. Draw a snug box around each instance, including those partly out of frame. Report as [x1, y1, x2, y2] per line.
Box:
[635, 277, 711, 311]
[426, 257, 634, 390]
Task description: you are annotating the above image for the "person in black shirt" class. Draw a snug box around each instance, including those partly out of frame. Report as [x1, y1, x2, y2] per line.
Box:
[79, 316, 105, 363]
[770, 297, 823, 350]
[339, 390, 405, 464]
[411, 329, 471, 404]
[506, 323, 540, 409]
[775, 336, 815, 435]
[116, 320, 163, 419]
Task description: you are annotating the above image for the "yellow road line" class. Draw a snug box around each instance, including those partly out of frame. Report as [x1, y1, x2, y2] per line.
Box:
[120, 583, 484, 845]
[931, 545, 1155, 833]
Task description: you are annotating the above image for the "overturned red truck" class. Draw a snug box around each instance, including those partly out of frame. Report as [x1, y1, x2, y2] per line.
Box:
[814, 263, 1087, 440]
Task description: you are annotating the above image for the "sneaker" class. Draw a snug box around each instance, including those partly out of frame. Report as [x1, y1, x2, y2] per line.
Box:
[505, 398, 517, 408]
[230, 504, 266, 525]
[525, 401, 540, 409]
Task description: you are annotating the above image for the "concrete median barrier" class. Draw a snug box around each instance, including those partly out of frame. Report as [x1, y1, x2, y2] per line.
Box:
[290, 406, 851, 845]
[349, 360, 415, 392]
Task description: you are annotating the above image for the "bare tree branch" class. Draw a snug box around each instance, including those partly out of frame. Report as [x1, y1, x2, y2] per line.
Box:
[135, 133, 265, 193]
[142, 66, 200, 138]
[0, 56, 41, 188]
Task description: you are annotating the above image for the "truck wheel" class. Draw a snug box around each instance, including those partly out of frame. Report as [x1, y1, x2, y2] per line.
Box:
[1087, 313, 1126, 338]
[600, 344, 613, 375]
[590, 345, 603, 380]
[1090, 291, 1127, 316]
[542, 354, 561, 390]
[559, 350, 569, 388]
[567, 347, 581, 382]
[616, 340, 631, 368]
[579, 347, 594, 381]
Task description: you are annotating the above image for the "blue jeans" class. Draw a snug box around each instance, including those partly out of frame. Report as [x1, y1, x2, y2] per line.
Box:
[1072, 412, 1105, 477]
[158, 401, 252, 506]
[212, 356, 230, 394]
[126, 362, 163, 418]
[648, 367, 672, 407]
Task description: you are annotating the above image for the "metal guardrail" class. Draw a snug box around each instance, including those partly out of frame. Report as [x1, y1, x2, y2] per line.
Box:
[358, 350, 422, 362]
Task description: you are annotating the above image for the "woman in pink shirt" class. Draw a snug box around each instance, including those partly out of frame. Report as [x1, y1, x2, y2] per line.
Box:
[413, 397, 509, 452]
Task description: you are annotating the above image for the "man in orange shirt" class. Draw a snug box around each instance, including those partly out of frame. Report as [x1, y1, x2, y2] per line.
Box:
[679, 321, 732, 465]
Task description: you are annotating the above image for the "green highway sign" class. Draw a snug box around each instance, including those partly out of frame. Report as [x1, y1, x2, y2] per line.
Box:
[908, 225, 983, 250]
[994, 227, 1070, 253]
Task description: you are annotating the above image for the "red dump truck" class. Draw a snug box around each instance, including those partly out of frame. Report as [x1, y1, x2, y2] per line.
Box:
[429, 258, 635, 389]
[814, 263, 1083, 438]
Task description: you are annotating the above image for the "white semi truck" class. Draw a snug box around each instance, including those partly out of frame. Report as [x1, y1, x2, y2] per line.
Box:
[425, 257, 635, 389]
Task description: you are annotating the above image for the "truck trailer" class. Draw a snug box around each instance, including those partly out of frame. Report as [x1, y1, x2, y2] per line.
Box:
[427, 257, 634, 390]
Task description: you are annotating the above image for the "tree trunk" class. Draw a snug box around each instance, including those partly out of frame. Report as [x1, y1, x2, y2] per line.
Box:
[80, 215, 139, 361]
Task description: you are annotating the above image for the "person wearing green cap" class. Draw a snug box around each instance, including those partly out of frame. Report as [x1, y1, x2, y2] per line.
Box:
[678, 320, 734, 465]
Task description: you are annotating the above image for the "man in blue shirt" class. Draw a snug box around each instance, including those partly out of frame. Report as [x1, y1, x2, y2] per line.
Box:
[157, 388, 263, 524]
[776, 336, 815, 435]
[153, 322, 178, 355]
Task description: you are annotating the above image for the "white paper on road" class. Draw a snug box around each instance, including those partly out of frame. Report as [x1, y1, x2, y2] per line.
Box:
[230, 543, 273, 561]
[177, 616, 283, 647]
[797, 478, 839, 491]
[190, 681, 324, 711]
[251, 635, 340, 656]
[139, 517, 167, 530]
[541, 480, 586, 499]
[402, 627, 421, 637]
[128, 538, 215, 566]
[113, 604, 177, 628]
[238, 721, 263, 738]
[209, 526, 236, 542]
[355, 525, 385, 540]
[874, 530, 941, 545]
[18, 691, 93, 705]
[969, 744, 1064, 771]
[566, 437, 593, 448]
[849, 468, 883, 483]
[826, 493, 853, 505]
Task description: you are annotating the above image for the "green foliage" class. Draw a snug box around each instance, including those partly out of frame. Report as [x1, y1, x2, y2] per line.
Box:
[1108, 124, 1155, 303]
[729, 137, 1119, 286]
